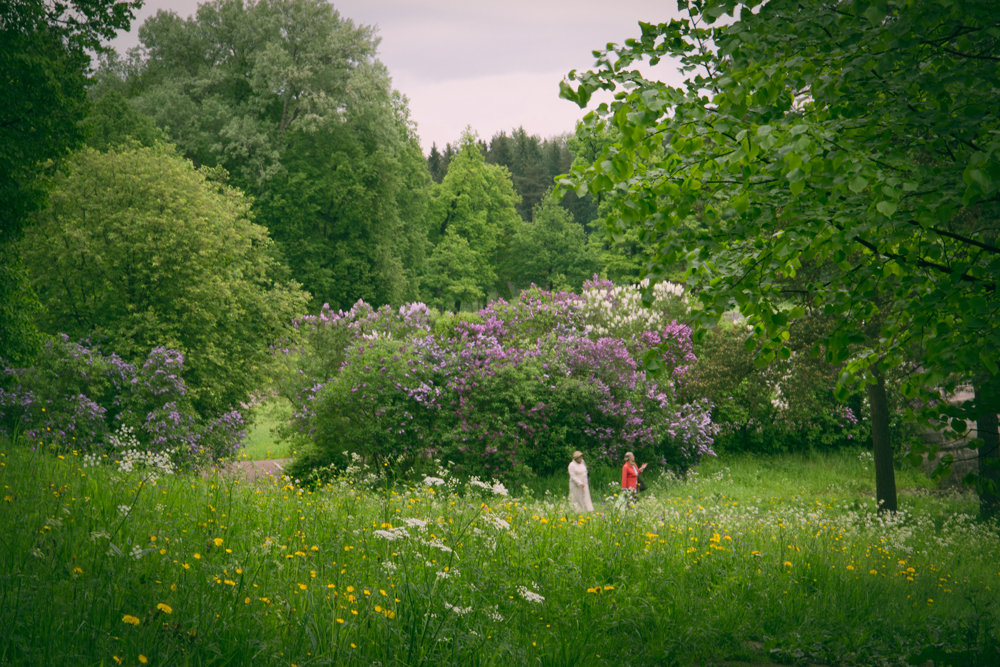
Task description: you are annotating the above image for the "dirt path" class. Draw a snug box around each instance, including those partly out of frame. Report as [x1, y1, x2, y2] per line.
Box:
[215, 458, 294, 482]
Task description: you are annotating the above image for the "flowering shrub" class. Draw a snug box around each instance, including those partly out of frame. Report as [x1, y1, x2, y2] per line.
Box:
[680, 322, 868, 453]
[0, 335, 245, 462]
[281, 281, 716, 480]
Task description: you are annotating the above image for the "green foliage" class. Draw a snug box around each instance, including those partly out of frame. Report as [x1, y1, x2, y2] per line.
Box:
[0, 250, 42, 365]
[0, 0, 141, 243]
[422, 137, 523, 306]
[683, 322, 868, 454]
[82, 90, 163, 151]
[0, 336, 248, 462]
[21, 144, 309, 415]
[0, 0, 141, 364]
[562, 0, 1000, 511]
[562, 0, 1000, 406]
[507, 192, 598, 292]
[104, 0, 430, 310]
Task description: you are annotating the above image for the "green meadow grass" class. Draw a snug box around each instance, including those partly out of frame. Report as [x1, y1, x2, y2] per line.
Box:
[239, 399, 295, 461]
[1, 441, 997, 666]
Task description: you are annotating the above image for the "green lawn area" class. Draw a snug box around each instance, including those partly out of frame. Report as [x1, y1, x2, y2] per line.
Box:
[239, 398, 295, 460]
[2, 440, 997, 665]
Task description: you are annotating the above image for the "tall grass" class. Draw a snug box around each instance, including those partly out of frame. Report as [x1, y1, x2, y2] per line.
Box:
[2, 439, 997, 665]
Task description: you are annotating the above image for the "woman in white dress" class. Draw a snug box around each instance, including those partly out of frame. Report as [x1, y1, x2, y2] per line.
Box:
[568, 450, 594, 512]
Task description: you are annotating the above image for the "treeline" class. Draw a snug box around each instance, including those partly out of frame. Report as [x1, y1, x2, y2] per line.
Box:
[428, 130, 597, 225]
[76, 0, 648, 316]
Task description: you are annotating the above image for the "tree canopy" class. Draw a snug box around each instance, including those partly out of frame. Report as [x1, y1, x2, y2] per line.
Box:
[1, 0, 141, 364]
[21, 144, 309, 415]
[102, 0, 429, 309]
[562, 0, 999, 513]
[422, 137, 524, 308]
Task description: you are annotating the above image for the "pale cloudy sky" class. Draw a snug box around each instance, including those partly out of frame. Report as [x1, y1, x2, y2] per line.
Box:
[110, 0, 684, 153]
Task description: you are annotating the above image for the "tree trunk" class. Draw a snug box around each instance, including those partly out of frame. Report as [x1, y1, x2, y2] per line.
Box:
[868, 370, 897, 513]
[973, 381, 1000, 521]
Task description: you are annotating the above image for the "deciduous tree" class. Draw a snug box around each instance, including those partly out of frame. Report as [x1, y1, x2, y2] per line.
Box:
[21, 144, 309, 416]
[1, 0, 141, 363]
[562, 0, 1000, 515]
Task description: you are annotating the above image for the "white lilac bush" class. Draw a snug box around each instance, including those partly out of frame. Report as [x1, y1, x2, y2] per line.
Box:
[279, 279, 716, 480]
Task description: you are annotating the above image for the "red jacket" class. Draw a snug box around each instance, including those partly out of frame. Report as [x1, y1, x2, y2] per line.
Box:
[622, 462, 639, 490]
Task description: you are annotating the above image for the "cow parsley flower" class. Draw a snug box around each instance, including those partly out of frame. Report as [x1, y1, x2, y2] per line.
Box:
[517, 585, 544, 603]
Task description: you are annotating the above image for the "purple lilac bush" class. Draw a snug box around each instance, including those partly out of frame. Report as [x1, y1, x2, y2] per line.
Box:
[280, 281, 716, 480]
[0, 335, 244, 462]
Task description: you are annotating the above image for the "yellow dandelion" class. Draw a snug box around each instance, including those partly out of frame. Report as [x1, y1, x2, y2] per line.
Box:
[194, 553, 201, 560]
[336, 618, 345, 624]
[213, 537, 223, 547]
[783, 561, 792, 567]
[139, 655, 147, 664]
[122, 614, 140, 626]
[156, 603, 172, 614]
[298, 583, 307, 590]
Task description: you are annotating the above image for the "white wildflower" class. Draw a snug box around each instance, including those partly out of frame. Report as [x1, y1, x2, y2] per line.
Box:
[373, 527, 410, 541]
[422, 539, 453, 553]
[481, 514, 510, 531]
[444, 602, 472, 615]
[517, 585, 544, 603]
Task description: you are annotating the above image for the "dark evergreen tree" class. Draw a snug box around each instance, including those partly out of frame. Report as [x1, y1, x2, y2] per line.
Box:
[427, 143, 448, 183]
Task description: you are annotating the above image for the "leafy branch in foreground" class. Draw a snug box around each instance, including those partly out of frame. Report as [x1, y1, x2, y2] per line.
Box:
[561, 0, 1000, 516]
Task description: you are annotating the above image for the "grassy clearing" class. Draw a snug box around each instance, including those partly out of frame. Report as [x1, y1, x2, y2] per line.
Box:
[1, 441, 997, 666]
[239, 399, 295, 461]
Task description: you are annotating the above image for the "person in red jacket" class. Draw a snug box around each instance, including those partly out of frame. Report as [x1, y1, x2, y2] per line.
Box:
[621, 451, 647, 497]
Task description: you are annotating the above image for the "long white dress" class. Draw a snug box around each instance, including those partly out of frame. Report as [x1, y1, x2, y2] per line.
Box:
[568, 459, 594, 512]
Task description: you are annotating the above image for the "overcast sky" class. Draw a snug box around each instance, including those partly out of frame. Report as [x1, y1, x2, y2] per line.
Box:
[109, 0, 684, 153]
